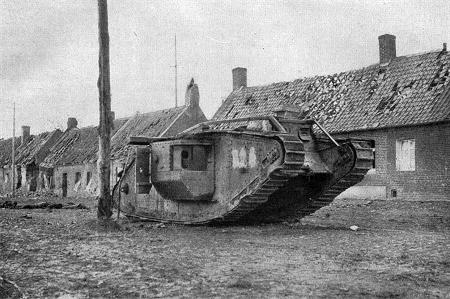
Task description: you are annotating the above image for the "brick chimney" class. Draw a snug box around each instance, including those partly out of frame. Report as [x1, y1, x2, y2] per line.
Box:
[67, 117, 78, 130]
[21, 126, 30, 144]
[232, 67, 247, 90]
[110, 111, 115, 122]
[185, 78, 199, 108]
[378, 34, 396, 64]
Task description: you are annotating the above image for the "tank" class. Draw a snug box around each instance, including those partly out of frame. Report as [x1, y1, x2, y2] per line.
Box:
[113, 113, 374, 224]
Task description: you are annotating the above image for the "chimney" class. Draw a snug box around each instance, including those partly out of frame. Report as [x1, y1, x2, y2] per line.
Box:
[232, 67, 247, 90]
[67, 117, 78, 130]
[21, 126, 30, 144]
[378, 34, 396, 64]
[185, 78, 199, 108]
[443, 43, 447, 52]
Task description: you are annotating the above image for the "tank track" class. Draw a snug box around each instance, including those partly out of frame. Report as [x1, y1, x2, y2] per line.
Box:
[211, 138, 374, 224]
[212, 134, 306, 223]
[294, 142, 374, 218]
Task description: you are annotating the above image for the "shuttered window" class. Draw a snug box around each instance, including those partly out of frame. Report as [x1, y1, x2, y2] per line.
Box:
[396, 139, 415, 171]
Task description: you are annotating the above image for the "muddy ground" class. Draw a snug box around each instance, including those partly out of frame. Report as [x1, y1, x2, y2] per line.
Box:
[1, 196, 449, 298]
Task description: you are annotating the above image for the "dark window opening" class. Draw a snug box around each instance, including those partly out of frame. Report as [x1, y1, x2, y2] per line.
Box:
[180, 146, 208, 171]
[181, 150, 189, 159]
[181, 150, 190, 169]
[391, 189, 397, 198]
[75, 172, 81, 184]
[86, 172, 92, 185]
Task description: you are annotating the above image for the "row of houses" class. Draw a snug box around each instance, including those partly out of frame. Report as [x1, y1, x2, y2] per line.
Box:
[1, 34, 449, 200]
[0, 80, 206, 198]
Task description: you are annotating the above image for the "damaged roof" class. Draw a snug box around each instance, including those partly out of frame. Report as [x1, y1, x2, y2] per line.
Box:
[111, 106, 186, 161]
[40, 118, 128, 168]
[0, 137, 21, 168]
[214, 49, 450, 133]
[15, 130, 62, 166]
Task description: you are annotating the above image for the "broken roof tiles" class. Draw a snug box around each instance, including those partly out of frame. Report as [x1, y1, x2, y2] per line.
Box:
[15, 130, 62, 166]
[214, 49, 450, 133]
[110, 106, 186, 162]
[40, 118, 128, 168]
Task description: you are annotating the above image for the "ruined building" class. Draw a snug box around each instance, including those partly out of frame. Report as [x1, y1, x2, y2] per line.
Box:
[0, 127, 62, 194]
[39, 117, 128, 197]
[214, 34, 450, 201]
[0, 137, 21, 194]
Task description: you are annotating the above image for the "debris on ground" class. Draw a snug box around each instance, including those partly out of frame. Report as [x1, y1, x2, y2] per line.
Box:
[0, 201, 89, 210]
[350, 225, 359, 231]
[48, 203, 64, 209]
[0, 201, 18, 209]
[154, 223, 166, 228]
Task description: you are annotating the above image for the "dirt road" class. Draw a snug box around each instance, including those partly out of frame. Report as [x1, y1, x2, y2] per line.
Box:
[1, 197, 449, 298]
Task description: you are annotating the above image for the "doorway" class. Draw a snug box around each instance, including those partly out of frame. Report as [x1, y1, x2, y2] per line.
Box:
[62, 173, 68, 197]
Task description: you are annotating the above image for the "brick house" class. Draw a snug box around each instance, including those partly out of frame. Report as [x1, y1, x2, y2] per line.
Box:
[39, 117, 129, 198]
[0, 127, 62, 195]
[14, 126, 62, 192]
[213, 34, 450, 201]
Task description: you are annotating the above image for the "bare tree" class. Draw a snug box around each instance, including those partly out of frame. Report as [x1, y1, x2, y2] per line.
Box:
[97, 0, 112, 219]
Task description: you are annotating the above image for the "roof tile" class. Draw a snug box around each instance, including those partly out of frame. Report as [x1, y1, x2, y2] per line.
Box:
[214, 50, 450, 133]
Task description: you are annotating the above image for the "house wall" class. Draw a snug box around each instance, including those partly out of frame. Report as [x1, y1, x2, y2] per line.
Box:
[334, 122, 450, 201]
[162, 106, 207, 137]
[19, 164, 40, 192]
[53, 163, 98, 198]
[111, 160, 126, 189]
[0, 166, 20, 195]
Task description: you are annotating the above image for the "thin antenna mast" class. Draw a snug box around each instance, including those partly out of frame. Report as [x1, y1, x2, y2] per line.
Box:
[11, 102, 15, 198]
[174, 34, 178, 107]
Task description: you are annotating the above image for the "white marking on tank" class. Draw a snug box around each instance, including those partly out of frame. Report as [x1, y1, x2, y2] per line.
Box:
[232, 149, 240, 168]
[239, 148, 247, 168]
[249, 147, 257, 168]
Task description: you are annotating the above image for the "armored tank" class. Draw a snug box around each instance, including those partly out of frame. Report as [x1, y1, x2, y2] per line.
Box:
[113, 112, 374, 224]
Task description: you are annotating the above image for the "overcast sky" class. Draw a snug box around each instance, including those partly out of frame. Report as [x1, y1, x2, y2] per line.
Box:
[1, 0, 449, 138]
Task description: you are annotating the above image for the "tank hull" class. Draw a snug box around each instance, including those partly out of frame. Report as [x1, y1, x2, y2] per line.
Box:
[113, 120, 374, 225]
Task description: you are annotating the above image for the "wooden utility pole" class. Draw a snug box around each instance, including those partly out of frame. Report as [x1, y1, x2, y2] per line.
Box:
[97, 0, 112, 219]
[11, 102, 15, 198]
[174, 34, 178, 107]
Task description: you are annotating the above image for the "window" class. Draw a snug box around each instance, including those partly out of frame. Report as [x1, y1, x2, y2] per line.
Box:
[180, 146, 207, 171]
[86, 172, 92, 185]
[181, 150, 190, 169]
[75, 172, 82, 184]
[396, 139, 415, 171]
